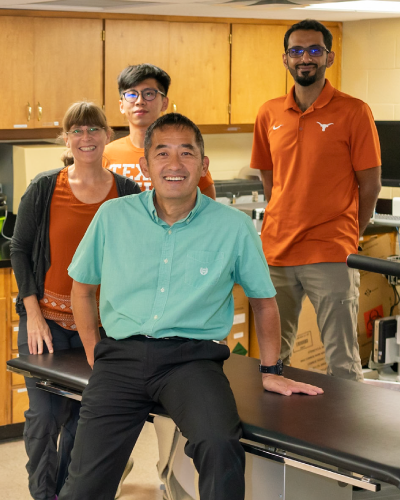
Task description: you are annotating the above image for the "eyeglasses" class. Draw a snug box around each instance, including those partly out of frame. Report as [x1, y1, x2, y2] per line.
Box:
[286, 45, 329, 58]
[66, 127, 105, 137]
[122, 88, 166, 103]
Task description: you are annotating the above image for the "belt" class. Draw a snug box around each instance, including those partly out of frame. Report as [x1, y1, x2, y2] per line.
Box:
[144, 335, 184, 340]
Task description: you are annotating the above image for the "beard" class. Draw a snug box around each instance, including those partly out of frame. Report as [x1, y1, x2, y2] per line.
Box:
[288, 64, 327, 87]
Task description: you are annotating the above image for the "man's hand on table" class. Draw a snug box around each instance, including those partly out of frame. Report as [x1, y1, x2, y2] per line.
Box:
[262, 374, 324, 396]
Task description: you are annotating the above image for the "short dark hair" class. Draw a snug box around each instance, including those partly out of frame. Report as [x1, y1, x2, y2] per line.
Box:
[117, 64, 171, 96]
[284, 19, 333, 52]
[144, 113, 204, 160]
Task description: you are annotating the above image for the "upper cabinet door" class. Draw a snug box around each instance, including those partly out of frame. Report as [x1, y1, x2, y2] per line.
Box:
[325, 25, 341, 90]
[231, 24, 287, 124]
[0, 17, 34, 130]
[33, 18, 103, 128]
[168, 22, 230, 125]
[104, 20, 170, 127]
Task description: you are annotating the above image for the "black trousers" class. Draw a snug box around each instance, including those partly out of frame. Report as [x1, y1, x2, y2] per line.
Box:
[58, 336, 245, 500]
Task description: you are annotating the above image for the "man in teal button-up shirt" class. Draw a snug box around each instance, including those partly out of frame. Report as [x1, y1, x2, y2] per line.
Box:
[60, 113, 323, 500]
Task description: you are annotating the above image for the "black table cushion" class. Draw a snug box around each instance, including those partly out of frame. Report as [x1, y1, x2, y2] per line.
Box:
[7, 349, 400, 488]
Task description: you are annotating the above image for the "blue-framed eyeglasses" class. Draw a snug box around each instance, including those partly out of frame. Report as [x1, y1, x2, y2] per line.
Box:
[122, 88, 166, 103]
[286, 45, 330, 58]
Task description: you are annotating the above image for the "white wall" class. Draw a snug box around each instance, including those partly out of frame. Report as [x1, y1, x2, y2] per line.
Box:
[342, 18, 400, 199]
[342, 18, 400, 120]
[203, 133, 254, 180]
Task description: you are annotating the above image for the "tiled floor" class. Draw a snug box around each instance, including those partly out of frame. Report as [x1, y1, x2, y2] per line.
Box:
[1, 424, 399, 500]
[0, 422, 163, 500]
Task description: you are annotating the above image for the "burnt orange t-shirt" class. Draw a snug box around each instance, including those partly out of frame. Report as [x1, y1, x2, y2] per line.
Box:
[103, 135, 214, 193]
[40, 167, 119, 330]
[250, 80, 381, 267]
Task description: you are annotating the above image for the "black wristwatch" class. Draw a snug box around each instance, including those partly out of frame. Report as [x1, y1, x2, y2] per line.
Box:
[259, 359, 283, 375]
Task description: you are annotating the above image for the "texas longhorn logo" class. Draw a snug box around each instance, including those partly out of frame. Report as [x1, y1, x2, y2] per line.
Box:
[317, 122, 334, 132]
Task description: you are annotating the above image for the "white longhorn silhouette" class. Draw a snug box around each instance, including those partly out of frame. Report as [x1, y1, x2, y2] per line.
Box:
[317, 122, 334, 132]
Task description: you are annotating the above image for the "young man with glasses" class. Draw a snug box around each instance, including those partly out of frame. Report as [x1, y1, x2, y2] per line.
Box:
[103, 63, 216, 199]
[251, 19, 381, 382]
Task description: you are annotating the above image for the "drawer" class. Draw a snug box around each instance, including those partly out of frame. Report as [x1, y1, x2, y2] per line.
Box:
[12, 387, 29, 424]
[10, 293, 19, 322]
[11, 353, 26, 387]
[11, 270, 19, 294]
[11, 322, 19, 351]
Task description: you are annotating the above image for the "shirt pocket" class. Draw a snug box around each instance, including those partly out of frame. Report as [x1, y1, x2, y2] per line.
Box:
[185, 250, 224, 290]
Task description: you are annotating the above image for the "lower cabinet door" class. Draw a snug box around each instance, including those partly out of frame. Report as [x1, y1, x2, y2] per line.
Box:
[12, 387, 29, 423]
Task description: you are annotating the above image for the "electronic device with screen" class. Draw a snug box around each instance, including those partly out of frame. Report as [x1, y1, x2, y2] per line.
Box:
[373, 316, 398, 364]
[372, 197, 400, 226]
[375, 121, 400, 187]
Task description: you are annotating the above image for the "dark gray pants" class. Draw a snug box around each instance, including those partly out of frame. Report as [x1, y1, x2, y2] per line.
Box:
[58, 336, 245, 500]
[18, 315, 101, 500]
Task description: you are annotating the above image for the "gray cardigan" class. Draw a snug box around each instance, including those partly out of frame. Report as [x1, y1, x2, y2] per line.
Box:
[10, 167, 141, 314]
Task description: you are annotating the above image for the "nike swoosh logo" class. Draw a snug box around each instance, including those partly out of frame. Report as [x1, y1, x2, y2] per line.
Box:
[273, 125, 283, 130]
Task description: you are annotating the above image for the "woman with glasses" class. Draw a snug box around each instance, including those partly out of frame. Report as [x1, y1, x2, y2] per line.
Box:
[10, 101, 141, 500]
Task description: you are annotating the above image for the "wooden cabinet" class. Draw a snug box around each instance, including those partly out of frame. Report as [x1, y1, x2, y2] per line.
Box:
[325, 25, 341, 91]
[0, 267, 28, 427]
[0, 17, 34, 130]
[0, 16, 103, 130]
[33, 18, 103, 128]
[0, 13, 342, 132]
[0, 275, 9, 426]
[231, 24, 288, 124]
[168, 22, 230, 125]
[12, 387, 29, 424]
[105, 19, 230, 126]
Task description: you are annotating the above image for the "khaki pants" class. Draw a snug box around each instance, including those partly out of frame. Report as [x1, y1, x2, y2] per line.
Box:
[269, 263, 363, 381]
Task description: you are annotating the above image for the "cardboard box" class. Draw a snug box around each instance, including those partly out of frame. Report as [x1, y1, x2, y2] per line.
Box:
[358, 232, 397, 264]
[249, 309, 259, 359]
[290, 297, 328, 373]
[226, 285, 249, 356]
[357, 270, 397, 365]
[357, 232, 398, 364]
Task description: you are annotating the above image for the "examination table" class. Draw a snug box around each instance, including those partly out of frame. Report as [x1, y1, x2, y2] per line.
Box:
[7, 349, 400, 500]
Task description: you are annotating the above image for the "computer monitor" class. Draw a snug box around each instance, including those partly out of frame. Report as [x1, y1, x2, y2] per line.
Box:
[375, 121, 400, 187]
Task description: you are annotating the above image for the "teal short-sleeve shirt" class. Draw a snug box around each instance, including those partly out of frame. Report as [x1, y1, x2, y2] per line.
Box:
[68, 189, 276, 340]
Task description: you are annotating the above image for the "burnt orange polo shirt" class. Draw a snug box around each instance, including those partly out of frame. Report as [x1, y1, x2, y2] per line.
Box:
[103, 135, 214, 193]
[250, 80, 381, 266]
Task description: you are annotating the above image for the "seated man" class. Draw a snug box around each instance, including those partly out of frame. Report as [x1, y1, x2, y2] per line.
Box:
[59, 113, 322, 500]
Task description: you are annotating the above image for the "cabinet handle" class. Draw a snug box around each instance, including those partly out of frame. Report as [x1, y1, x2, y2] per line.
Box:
[37, 102, 43, 122]
[172, 103, 177, 113]
[27, 102, 32, 122]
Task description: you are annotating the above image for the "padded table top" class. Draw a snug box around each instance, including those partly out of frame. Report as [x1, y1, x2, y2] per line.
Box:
[7, 348, 400, 488]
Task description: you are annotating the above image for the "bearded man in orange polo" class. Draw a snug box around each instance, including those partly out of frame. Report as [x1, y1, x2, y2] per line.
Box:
[251, 19, 381, 381]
